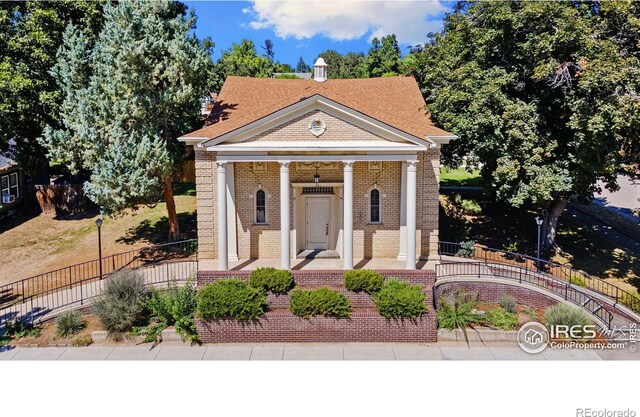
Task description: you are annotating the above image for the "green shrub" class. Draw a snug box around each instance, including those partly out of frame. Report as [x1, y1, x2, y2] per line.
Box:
[344, 270, 384, 294]
[0, 319, 40, 346]
[72, 335, 93, 347]
[503, 241, 519, 253]
[92, 270, 148, 333]
[55, 311, 86, 338]
[141, 280, 199, 343]
[289, 288, 351, 318]
[437, 291, 484, 345]
[569, 274, 587, 288]
[248, 267, 295, 295]
[372, 279, 427, 319]
[460, 199, 482, 215]
[544, 304, 592, 338]
[456, 240, 476, 258]
[484, 307, 519, 330]
[499, 293, 517, 314]
[197, 279, 268, 320]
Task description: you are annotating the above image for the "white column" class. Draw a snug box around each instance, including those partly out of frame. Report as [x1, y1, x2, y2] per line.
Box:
[280, 161, 291, 270]
[216, 161, 228, 270]
[406, 160, 418, 269]
[343, 161, 354, 270]
[226, 162, 238, 261]
[398, 161, 407, 260]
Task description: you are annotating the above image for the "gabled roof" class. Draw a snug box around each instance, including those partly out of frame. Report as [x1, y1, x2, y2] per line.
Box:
[180, 76, 455, 143]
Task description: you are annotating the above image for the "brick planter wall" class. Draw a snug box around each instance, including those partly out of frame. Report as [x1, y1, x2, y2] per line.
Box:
[196, 269, 437, 343]
[434, 281, 558, 312]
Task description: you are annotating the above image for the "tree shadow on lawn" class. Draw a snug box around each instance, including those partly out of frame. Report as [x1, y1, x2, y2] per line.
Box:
[116, 211, 197, 246]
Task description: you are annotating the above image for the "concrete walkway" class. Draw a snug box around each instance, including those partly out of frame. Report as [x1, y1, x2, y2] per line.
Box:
[1, 342, 636, 360]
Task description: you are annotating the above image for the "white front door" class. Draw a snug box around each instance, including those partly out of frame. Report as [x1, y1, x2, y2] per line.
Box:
[305, 197, 330, 250]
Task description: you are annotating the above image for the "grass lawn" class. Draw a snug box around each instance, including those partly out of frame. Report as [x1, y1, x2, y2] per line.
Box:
[440, 167, 484, 187]
[439, 190, 640, 295]
[0, 184, 196, 285]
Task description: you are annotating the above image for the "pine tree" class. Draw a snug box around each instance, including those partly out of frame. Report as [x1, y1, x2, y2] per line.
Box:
[40, 0, 213, 241]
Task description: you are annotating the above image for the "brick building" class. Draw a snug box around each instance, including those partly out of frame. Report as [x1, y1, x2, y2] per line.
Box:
[179, 59, 456, 270]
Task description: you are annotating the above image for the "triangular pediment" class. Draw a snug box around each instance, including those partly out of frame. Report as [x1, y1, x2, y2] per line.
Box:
[203, 95, 434, 150]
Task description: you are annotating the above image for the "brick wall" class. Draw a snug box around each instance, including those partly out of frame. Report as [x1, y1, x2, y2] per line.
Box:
[196, 269, 437, 343]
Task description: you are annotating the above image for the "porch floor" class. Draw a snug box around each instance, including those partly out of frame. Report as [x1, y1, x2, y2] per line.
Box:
[198, 258, 437, 271]
[296, 249, 340, 259]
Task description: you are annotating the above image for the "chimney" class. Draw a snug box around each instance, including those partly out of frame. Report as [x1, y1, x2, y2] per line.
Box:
[313, 58, 328, 82]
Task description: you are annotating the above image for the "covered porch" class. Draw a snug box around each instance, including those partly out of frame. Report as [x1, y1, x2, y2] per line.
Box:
[199, 257, 438, 271]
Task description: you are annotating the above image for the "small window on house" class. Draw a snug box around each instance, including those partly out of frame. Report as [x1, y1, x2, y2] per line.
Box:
[255, 189, 267, 224]
[1, 175, 8, 197]
[9, 172, 18, 198]
[369, 188, 381, 224]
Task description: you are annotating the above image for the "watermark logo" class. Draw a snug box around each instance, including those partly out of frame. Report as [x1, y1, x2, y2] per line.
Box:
[517, 321, 549, 354]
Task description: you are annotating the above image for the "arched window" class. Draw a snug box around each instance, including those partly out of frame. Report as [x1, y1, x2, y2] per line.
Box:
[255, 189, 267, 224]
[369, 188, 381, 224]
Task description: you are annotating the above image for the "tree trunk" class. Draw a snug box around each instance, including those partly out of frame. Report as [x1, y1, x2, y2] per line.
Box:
[163, 175, 180, 242]
[542, 195, 569, 251]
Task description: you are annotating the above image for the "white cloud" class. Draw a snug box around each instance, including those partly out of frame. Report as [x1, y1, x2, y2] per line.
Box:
[245, 1, 449, 46]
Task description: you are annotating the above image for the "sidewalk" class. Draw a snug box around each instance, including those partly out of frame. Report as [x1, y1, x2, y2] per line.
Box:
[1, 342, 637, 360]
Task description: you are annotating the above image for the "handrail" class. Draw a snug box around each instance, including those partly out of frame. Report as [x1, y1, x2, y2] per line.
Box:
[0, 239, 198, 312]
[438, 241, 640, 314]
[435, 261, 615, 329]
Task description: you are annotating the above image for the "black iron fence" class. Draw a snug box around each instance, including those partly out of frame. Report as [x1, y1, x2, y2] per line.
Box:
[435, 261, 615, 328]
[0, 239, 198, 325]
[438, 241, 640, 314]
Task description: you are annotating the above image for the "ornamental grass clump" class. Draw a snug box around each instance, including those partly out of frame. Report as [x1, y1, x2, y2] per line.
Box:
[289, 288, 351, 318]
[344, 269, 384, 294]
[93, 270, 148, 334]
[248, 267, 295, 295]
[498, 293, 517, 314]
[544, 303, 592, 338]
[372, 279, 427, 319]
[55, 310, 86, 338]
[197, 279, 268, 320]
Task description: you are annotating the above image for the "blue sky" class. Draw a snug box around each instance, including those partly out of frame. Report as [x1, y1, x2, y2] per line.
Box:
[185, 1, 452, 67]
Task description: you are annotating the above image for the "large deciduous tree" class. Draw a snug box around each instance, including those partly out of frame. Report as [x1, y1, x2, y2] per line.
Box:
[0, 1, 104, 179]
[412, 1, 639, 251]
[212, 39, 273, 92]
[40, 0, 213, 242]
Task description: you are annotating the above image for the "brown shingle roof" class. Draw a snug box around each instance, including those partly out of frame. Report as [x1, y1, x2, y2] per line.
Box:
[181, 75, 453, 140]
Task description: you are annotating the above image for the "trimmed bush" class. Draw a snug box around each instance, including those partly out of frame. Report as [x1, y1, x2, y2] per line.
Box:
[344, 269, 384, 294]
[484, 307, 519, 330]
[289, 288, 351, 318]
[92, 270, 148, 333]
[499, 293, 517, 314]
[55, 311, 86, 338]
[248, 267, 295, 295]
[544, 304, 592, 337]
[569, 274, 587, 288]
[142, 280, 199, 342]
[197, 279, 268, 320]
[373, 279, 427, 319]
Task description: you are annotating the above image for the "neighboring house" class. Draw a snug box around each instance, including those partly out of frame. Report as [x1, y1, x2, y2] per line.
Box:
[0, 154, 24, 217]
[179, 59, 456, 270]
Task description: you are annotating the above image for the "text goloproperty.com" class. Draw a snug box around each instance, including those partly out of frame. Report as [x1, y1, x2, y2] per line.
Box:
[576, 409, 636, 417]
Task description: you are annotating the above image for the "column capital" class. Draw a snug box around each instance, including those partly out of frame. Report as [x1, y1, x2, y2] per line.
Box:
[279, 161, 290, 170]
[406, 160, 419, 171]
[216, 161, 227, 172]
[343, 160, 355, 171]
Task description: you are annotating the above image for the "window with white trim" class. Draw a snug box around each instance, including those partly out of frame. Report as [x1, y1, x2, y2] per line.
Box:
[369, 188, 381, 224]
[1, 172, 18, 199]
[255, 189, 267, 224]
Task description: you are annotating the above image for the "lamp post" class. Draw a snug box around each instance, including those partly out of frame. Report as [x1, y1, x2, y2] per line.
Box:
[95, 217, 103, 279]
[535, 216, 543, 271]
